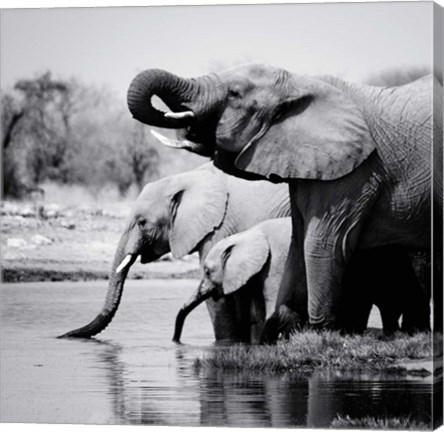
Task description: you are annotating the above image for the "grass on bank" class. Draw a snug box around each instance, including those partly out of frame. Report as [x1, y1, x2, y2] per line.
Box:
[331, 414, 431, 430]
[194, 330, 438, 374]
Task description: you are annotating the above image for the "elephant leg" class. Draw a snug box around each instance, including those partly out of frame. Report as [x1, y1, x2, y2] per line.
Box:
[260, 305, 303, 343]
[358, 246, 402, 334]
[340, 298, 372, 335]
[232, 289, 256, 343]
[379, 306, 401, 335]
[260, 314, 280, 344]
[207, 297, 241, 342]
[304, 224, 371, 329]
[339, 251, 374, 334]
[401, 284, 431, 334]
[249, 289, 266, 344]
[260, 267, 307, 343]
[276, 304, 305, 338]
[302, 202, 380, 329]
[304, 242, 345, 329]
[401, 302, 430, 334]
[261, 206, 308, 343]
[354, 302, 373, 334]
[433, 252, 443, 334]
[433, 264, 443, 334]
[433, 196, 443, 334]
[293, 174, 378, 329]
[399, 251, 431, 333]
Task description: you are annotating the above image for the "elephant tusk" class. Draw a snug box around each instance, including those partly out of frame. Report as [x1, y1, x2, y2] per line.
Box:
[151, 129, 213, 158]
[164, 110, 195, 120]
[116, 254, 133, 274]
[150, 129, 195, 150]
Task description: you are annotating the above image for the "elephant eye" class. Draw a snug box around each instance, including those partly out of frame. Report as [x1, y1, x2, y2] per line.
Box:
[228, 88, 241, 99]
[138, 218, 147, 228]
[204, 267, 211, 277]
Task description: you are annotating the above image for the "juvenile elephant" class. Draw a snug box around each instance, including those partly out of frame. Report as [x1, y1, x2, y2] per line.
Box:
[127, 64, 442, 335]
[59, 163, 290, 340]
[174, 218, 292, 344]
[174, 218, 430, 344]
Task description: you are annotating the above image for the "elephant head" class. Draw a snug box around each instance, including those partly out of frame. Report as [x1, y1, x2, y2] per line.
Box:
[59, 167, 228, 338]
[127, 64, 375, 181]
[173, 230, 270, 343]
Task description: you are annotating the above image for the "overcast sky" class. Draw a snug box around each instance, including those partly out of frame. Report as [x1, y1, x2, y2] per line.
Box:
[1, 2, 433, 101]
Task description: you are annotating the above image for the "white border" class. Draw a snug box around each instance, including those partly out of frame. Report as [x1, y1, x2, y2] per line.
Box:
[1, 1, 442, 432]
[0, 0, 442, 9]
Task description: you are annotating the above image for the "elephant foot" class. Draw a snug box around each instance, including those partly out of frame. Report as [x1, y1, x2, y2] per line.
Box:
[400, 323, 431, 335]
[382, 327, 399, 337]
[381, 315, 401, 335]
[260, 314, 280, 344]
[308, 315, 339, 331]
[339, 326, 365, 336]
[308, 322, 340, 333]
[278, 305, 304, 337]
[260, 305, 304, 344]
[401, 312, 431, 334]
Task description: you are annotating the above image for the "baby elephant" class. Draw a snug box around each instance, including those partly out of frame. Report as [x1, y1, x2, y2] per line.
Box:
[173, 219, 429, 344]
[174, 218, 292, 344]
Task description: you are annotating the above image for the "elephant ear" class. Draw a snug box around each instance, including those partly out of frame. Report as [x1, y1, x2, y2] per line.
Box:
[169, 170, 228, 258]
[235, 77, 375, 181]
[222, 230, 270, 296]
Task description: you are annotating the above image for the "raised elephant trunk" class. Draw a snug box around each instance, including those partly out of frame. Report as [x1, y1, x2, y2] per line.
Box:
[58, 239, 137, 338]
[127, 69, 199, 128]
[173, 283, 212, 343]
[127, 68, 226, 130]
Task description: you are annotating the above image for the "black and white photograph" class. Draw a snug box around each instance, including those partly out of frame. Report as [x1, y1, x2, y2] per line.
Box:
[1, 1, 443, 428]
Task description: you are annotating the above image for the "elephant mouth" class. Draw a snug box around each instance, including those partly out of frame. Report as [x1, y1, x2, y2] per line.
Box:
[140, 249, 160, 264]
[184, 124, 215, 147]
[150, 123, 218, 158]
[180, 116, 219, 156]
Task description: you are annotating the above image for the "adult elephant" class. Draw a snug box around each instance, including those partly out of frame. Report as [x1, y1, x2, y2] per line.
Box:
[127, 64, 442, 334]
[59, 163, 291, 340]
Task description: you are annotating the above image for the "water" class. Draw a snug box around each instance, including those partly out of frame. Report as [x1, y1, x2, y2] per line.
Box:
[0, 280, 434, 426]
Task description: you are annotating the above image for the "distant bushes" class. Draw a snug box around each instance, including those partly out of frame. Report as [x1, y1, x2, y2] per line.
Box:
[2, 72, 205, 200]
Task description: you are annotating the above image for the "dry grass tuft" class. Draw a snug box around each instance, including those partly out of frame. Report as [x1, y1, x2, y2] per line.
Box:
[194, 330, 436, 374]
[331, 414, 431, 430]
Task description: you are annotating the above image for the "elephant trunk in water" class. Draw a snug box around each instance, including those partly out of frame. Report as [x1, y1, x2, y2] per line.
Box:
[58, 237, 137, 338]
[173, 283, 213, 343]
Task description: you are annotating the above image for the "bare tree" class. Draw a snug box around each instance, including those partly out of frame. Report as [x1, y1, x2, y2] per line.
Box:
[12, 72, 71, 184]
[2, 93, 29, 198]
[1, 94, 24, 150]
[124, 123, 159, 192]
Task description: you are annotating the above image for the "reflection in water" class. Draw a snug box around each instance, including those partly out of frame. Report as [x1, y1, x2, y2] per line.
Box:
[1, 281, 436, 426]
[197, 369, 433, 428]
[95, 341, 433, 427]
[197, 369, 306, 427]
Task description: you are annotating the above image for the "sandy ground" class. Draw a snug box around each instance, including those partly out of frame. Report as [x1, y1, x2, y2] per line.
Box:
[1, 200, 200, 282]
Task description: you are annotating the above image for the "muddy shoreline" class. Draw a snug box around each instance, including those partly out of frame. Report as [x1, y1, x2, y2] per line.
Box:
[2, 266, 201, 283]
[1, 201, 200, 283]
